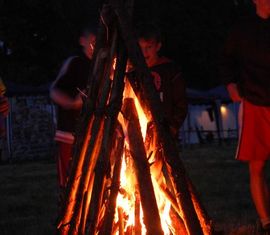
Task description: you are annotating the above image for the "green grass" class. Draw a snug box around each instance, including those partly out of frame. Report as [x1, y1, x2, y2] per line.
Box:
[181, 142, 261, 234]
[0, 160, 57, 235]
[0, 143, 266, 234]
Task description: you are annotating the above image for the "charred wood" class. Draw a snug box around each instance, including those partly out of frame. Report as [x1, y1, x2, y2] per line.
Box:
[122, 98, 163, 235]
[99, 125, 124, 235]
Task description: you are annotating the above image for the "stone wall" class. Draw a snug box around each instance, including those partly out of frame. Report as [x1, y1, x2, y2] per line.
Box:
[5, 95, 56, 161]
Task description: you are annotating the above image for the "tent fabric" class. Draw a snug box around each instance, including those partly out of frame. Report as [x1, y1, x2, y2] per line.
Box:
[187, 85, 231, 104]
[4, 80, 230, 102]
[5, 81, 51, 96]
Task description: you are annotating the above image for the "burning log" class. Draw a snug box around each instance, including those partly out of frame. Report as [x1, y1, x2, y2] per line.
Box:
[85, 32, 128, 235]
[99, 125, 125, 235]
[126, 63, 204, 234]
[58, 10, 128, 235]
[170, 209, 188, 235]
[117, 207, 125, 235]
[147, 125, 212, 235]
[78, 176, 95, 235]
[134, 189, 141, 235]
[188, 179, 213, 235]
[121, 98, 163, 235]
[58, 12, 113, 232]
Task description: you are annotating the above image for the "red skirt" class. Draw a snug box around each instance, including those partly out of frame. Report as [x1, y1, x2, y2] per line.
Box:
[236, 100, 270, 161]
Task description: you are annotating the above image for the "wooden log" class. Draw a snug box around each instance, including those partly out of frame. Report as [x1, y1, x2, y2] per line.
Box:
[118, 207, 124, 235]
[67, 118, 105, 234]
[58, 5, 116, 231]
[134, 188, 141, 235]
[85, 28, 128, 235]
[160, 154, 213, 235]
[61, 9, 124, 233]
[78, 174, 95, 235]
[57, 116, 95, 233]
[188, 180, 213, 235]
[84, 116, 119, 234]
[122, 98, 163, 235]
[59, 55, 111, 233]
[110, 2, 205, 234]
[99, 125, 124, 235]
[63, 6, 115, 213]
[148, 129, 212, 235]
[169, 208, 188, 235]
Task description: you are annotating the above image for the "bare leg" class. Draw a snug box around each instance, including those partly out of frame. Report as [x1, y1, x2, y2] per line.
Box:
[249, 160, 270, 224]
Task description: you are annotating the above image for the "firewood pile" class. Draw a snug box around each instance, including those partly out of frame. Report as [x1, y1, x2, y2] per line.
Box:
[57, 0, 213, 234]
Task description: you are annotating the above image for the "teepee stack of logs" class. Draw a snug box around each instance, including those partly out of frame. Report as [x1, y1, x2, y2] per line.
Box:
[57, 0, 213, 234]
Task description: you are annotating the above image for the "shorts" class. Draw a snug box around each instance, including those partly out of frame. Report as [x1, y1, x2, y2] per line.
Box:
[236, 100, 270, 161]
[57, 142, 73, 187]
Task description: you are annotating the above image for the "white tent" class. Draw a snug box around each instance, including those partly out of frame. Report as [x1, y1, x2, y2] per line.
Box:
[180, 85, 239, 145]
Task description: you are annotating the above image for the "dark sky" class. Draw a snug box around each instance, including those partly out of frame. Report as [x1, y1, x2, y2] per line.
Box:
[0, 0, 253, 89]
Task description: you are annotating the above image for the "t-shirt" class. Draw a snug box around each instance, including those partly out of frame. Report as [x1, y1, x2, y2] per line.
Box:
[149, 60, 187, 133]
[127, 58, 188, 134]
[53, 54, 92, 132]
[220, 14, 270, 106]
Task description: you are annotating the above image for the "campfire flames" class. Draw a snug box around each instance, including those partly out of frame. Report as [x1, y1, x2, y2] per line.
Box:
[57, 59, 212, 234]
[57, 2, 213, 232]
[114, 82, 174, 234]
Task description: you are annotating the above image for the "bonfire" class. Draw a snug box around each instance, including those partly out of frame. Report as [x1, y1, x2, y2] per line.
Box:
[57, 0, 213, 234]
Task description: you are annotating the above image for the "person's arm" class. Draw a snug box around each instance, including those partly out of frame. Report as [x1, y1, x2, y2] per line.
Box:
[226, 83, 242, 102]
[50, 88, 82, 110]
[170, 72, 188, 136]
[50, 57, 83, 110]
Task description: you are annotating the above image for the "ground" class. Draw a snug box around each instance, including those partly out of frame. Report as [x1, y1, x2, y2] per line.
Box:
[0, 142, 268, 234]
[182, 142, 259, 235]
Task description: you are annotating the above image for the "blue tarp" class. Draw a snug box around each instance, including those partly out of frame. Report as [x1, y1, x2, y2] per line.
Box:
[4, 80, 231, 103]
[5, 81, 51, 96]
[187, 85, 230, 103]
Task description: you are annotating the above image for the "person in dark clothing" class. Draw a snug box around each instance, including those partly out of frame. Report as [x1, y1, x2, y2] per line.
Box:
[50, 27, 96, 191]
[129, 22, 187, 191]
[220, 0, 270, 232]
[136, 23, 188, 137]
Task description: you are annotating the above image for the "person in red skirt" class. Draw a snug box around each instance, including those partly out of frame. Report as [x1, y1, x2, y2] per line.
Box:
[220, 0, 270, 233]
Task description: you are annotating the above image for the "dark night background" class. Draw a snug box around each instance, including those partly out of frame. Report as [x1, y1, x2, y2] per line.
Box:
[0, 0, 254, 90]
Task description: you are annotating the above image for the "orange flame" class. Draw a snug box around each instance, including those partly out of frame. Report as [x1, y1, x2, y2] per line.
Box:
[115, 80, 173, 235]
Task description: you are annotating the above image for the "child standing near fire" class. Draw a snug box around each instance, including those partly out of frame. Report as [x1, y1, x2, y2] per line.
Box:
[50, 26, 96, 198]
[129, 22, 188, 192]
[135, 23, 188, 139]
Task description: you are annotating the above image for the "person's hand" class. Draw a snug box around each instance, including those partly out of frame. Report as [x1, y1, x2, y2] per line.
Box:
[0, 96, 9, 117]
[50, 88, 83, 110]
[69, 94, 83, 110]
[227, 83, 242, 102]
